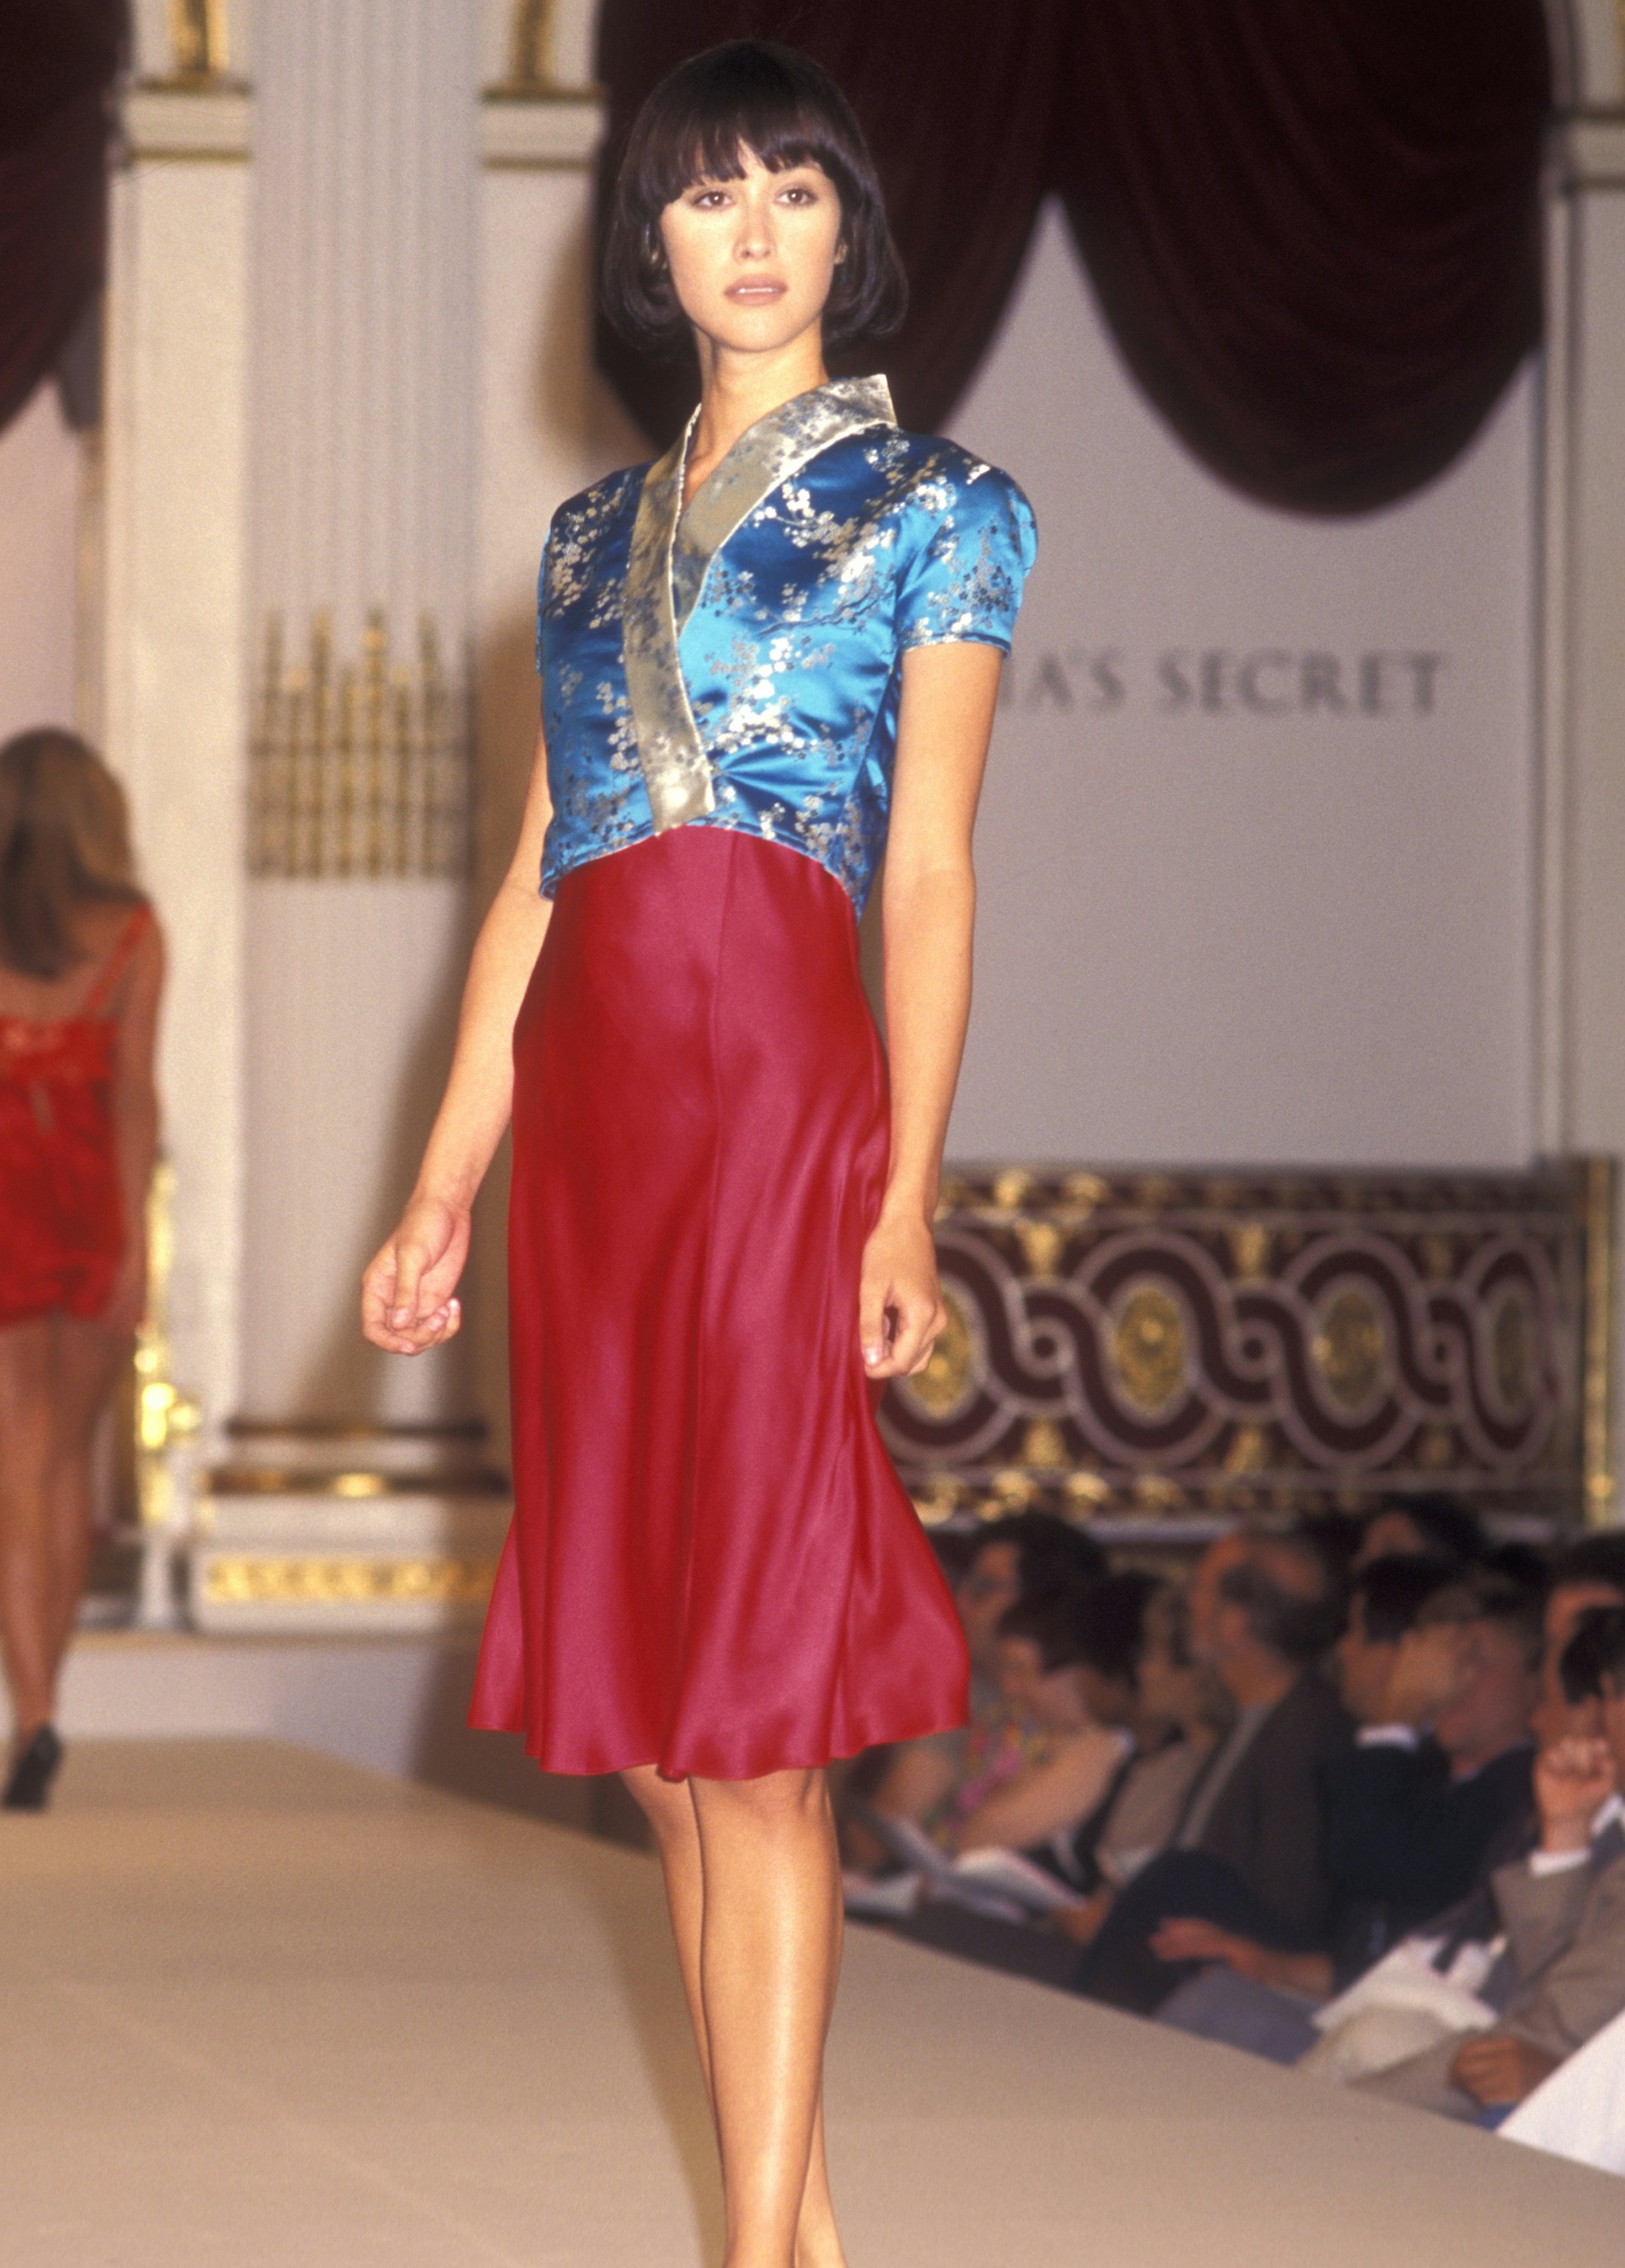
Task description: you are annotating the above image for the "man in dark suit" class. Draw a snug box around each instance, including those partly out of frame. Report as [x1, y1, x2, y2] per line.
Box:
[1070, 1527, 1351, 2015]
[1152, 1563, 1541, 2058]
[1354, 1604, 1625, 2118]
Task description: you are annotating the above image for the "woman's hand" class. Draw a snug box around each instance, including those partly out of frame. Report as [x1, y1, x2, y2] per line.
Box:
[859, 1207, 946, 1379]
[361, 1192, 470, 1354]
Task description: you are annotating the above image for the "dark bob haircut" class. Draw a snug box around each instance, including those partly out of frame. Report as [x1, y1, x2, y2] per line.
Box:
[602, 41, 907, 358]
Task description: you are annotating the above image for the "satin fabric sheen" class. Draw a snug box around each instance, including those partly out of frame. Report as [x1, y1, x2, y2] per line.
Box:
[469, 827, 970, 1779]
[0, 909, 145, 1326]
[536, 393, 1035, 916]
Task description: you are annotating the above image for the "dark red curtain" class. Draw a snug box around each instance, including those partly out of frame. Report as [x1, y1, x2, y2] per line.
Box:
[595, 0, 1549, 515]
[0, 0, 124, 436]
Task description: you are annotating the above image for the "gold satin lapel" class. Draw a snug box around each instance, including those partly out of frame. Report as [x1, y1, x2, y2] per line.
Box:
[673, 376, 897, 634]
[624, 377, 897, 833]
[624, 415, 713, 832]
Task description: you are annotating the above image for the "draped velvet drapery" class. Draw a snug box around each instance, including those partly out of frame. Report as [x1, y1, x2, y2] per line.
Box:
[0, 1, 123, 436]
[595, 1, 1549, 514]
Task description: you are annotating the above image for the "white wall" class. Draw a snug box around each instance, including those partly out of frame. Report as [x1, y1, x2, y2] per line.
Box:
[0, 385, 79, 743]
[946, 203, 1537, 1171]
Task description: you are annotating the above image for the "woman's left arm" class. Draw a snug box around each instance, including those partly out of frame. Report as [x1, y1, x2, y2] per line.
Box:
[861, 640, 1004, 1378]
[105, 918, 166, 1335]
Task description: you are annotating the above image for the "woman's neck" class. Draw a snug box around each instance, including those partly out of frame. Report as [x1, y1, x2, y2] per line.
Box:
[686, 331, 828, 500]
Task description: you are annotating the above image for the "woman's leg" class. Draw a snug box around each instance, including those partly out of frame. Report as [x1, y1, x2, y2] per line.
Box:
[623, 1764, 847, 2268]
[624, 1765, 713, 2089]
[0, 1318, 59, 1743]
[691, 1768, 844, 2268]
[42, 1316, 128, 1678]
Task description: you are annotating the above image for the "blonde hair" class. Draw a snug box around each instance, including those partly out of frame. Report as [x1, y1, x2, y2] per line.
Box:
[0, 729, 144, 978]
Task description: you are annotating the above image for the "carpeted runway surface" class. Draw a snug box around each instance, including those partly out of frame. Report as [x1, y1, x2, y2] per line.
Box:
[0, 1740, 1617, 2265]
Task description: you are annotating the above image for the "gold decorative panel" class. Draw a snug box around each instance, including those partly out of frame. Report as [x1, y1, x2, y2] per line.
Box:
[908, 1288, 975, 1418]
[884, 1162, 1611, 1526]
[1110, 1283, 1188, 1418]
[249, 612, 469, 881]
[1312, 1285, 1388, 1413]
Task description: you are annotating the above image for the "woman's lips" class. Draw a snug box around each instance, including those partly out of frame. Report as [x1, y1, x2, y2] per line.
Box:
[726, 280, 787, 301]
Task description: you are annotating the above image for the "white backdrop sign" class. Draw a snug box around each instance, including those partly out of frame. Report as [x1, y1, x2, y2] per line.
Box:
[944, 203, 1536, 1171]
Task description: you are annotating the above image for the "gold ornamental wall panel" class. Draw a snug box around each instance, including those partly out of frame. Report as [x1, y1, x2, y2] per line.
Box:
[882, 1161, 1614, 1527]
[249, 612, 471, 881]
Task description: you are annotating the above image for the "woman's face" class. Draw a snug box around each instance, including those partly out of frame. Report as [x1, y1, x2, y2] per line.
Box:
[659, 147, 843, 361]
[995, 1636, 1089, 1734]
[955, 1541, 1023, 1669]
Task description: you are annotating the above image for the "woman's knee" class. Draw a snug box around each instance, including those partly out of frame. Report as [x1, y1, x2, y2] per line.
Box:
[692, 1766, 831, 1831]
[621, 1763, 698, 1846]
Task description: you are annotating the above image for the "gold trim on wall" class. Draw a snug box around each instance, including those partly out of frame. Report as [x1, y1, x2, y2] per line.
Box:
[200, 1557, 498, 1609]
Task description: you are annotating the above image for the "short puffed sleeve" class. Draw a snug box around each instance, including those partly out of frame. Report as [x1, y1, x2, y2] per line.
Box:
[894, 454, 1038, 653]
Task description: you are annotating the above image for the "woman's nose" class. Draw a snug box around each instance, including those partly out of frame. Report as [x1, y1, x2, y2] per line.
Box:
[734, 198, 774, 257]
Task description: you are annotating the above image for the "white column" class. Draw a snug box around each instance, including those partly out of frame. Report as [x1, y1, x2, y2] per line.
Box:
[102, 73, 255, 1442]
[240, 0, 483, 1425]
[469, 11, 625, 1461]
[1539, 2, 1625, 1517]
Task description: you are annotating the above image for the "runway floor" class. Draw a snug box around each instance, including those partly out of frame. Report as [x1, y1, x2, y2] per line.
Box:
[1, 1740, 1619, 2266]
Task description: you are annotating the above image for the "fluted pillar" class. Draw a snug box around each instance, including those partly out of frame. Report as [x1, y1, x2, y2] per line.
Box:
[240, 0, 483, 1424]
[1538, 1, 1625, 1517]
[103, 23, 255, 1436]
[464, 0, 622, 1461]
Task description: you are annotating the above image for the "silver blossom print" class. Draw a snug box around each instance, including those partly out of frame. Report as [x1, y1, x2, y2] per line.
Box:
[535, 376, 1037, 917]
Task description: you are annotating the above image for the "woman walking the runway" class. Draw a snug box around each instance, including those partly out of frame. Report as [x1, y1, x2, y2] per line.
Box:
[364, 42, 1034, 2266]
[0, 730, 162, 1809]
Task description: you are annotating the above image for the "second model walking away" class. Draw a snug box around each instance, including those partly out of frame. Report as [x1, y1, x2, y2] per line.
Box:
[363, 39, 1035, 2268]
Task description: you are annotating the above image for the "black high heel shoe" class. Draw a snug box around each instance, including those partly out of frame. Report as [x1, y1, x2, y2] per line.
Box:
[3, 1725, 63, 1811]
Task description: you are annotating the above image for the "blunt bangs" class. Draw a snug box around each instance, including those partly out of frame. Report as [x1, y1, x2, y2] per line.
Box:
[602, 42, 907, 358]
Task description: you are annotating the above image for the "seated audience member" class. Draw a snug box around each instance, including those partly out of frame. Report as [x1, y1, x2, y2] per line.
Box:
[1354, 1493, 1487, 1574]
[883, 1576, 1223, 1987]
[1155, 1565, 1540, 2040]
[855, 1513, 1105, 1849]
[1348, 1603, 1625, 2121]
[1068, 1527, 1351, 2015]
[945, 1585, 1131, 1855]
[1532, 1535, 1625, 1748]
[1323, 1566, 1537, 1969]
[1052, 1584, 1230, 1946]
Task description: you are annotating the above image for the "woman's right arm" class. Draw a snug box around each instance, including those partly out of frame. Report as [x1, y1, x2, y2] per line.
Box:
[361, 723, 555, 1355]
[950, 1727, 1127, 1854]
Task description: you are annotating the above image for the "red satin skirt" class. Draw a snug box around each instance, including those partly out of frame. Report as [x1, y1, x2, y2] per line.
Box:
[469, 826, 969, 1780]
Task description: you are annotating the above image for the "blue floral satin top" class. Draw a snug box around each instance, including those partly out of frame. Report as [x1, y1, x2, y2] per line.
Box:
[535, 376, 1037, 916]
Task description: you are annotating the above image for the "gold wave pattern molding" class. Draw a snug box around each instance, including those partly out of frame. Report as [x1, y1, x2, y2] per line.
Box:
[881, 1163, 1608, 1524]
